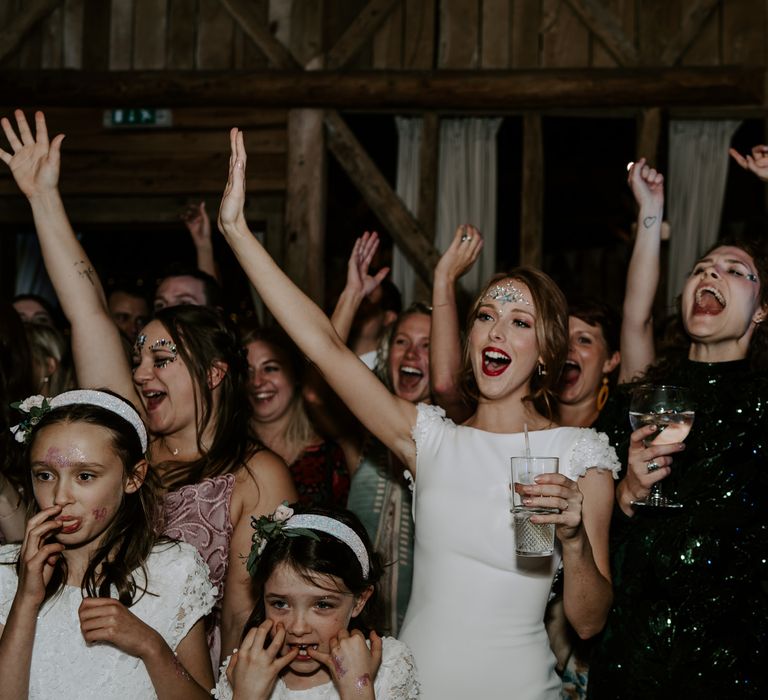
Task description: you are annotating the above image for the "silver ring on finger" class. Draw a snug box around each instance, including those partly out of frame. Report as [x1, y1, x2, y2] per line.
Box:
[461, 234, 471, 242]
[646, 460, 661, 472]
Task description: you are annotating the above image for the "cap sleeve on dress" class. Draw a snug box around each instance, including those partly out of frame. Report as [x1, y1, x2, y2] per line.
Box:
[0, 545, 20, 624]
[411, 403, 447, 449]
[375, 636, 421, 699]
[165, 543, 218, 649]
[568, 429, 621, 480]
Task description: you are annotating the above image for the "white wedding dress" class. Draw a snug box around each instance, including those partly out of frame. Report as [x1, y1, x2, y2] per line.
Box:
[399, 404, 619, 700]
[0, 541, 216, 699]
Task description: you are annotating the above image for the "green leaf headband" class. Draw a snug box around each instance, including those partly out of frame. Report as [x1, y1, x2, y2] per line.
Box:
[10, 390, 148, 453]
[247, 503, 371, 579]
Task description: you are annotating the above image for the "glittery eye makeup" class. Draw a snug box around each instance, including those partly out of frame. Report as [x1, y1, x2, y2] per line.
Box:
[148, 338, 178, 368]
[482, 282, 531, 306]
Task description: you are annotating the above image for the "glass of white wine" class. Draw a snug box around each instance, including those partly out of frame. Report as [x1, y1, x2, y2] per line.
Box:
[628, 384, 695, 509]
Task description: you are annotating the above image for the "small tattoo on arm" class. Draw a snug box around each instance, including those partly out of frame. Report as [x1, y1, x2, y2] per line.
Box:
[642, 216, 657, 229]
[355, 674, 371, 691]
[332, 654, 347, 678]
[74, 260, 96, 286]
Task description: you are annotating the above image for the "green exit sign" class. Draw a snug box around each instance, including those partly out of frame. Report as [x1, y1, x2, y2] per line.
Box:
[103, 108, 172, 128]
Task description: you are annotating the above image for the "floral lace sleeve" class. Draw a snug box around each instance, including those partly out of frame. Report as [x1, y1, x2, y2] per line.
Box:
[163, 543, 218, 649]
[375, 637, 421, 698]
[567, 429, 621, 481]
[410, 403, 447, 449]
[211, 655, 233, 699]
[0, 545, 20, 624]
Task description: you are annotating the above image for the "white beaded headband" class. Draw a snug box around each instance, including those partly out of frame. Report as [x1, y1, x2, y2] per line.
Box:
[11, 389, 148, 453]
[247, 504, 371, 579]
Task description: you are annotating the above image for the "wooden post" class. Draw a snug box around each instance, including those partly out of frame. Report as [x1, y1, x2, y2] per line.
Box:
[636, 107, 662, 163]
[413, 112, 440, 301]
[520, 113, 543, 268]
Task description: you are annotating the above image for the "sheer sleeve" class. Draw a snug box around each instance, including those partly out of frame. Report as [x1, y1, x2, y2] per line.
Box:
[0, 545, 20, 625]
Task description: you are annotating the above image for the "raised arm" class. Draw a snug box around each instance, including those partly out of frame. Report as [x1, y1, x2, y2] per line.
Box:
[729, 144, 768, 182]
[330, 231, 389, 345]
[217, 129, 417, 469]
[618, 158, 664, 384]
[182, 201, 220, 281]
[430, 224, 483, 422]
[0, 111, 138, 408]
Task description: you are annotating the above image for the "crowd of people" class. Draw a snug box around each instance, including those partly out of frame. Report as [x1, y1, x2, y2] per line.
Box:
[0, 109, 766, 699]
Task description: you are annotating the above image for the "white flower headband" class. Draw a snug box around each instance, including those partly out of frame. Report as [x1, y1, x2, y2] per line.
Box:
[10, 390, 148, 453]
[248, 504, 371, 579]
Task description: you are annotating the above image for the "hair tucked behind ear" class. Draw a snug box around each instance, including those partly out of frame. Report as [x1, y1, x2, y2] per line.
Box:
[459, 268, 569, 420]
[18, 396, 162, 607]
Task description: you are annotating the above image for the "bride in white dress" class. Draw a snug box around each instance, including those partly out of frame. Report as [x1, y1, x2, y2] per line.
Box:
[217, 129, 619, 700]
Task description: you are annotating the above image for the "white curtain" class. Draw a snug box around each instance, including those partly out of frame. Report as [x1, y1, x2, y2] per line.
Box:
[393, 117, 502, 306]
[666, 120, 741, 308]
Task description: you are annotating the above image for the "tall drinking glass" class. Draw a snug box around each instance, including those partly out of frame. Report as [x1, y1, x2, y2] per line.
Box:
[511, 456, 559, 556]
[628, 384, 695, 509]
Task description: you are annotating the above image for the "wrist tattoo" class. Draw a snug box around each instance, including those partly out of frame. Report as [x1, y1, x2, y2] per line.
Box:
[642, 216, 658, 229]
[332, 653, 347, 678]
[355, 674, 371, 692]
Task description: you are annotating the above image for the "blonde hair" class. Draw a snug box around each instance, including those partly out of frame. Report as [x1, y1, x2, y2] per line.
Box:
[24, 322, 75, 396]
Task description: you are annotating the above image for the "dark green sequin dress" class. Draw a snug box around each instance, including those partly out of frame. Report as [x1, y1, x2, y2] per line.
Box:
[589, 360, 768, 699]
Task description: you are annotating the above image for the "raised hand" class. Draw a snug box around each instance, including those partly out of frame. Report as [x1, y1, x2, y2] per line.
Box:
[729, 144, 768, 182]
[182, 201, 212, 248]
[226, 620, 297, 700]
[218, 128, 248, 235]
[345, 231, 390, 299]
[0, 110, 65, 199]
[308, 629, 381, 700]
[627, 157, 664, 214]
[434, 224, 484, 285]
[17, 506, 65, 606]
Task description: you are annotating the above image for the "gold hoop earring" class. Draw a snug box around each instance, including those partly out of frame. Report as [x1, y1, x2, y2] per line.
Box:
[596, 376, 609, 412]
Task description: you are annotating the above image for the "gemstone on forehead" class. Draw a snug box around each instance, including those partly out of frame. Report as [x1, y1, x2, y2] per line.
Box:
[483, 282, 531, 306]
[135, 334, 147, 349]
[150, 338, 177, 354]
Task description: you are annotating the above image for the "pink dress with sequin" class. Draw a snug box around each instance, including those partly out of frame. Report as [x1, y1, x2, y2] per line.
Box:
[162, 472, 236, 670]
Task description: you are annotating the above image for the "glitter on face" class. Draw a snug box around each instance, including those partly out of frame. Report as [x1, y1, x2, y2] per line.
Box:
[483, 282, 531, 306]
[150, 338, 177, 355]
[135, 334, 147, 350]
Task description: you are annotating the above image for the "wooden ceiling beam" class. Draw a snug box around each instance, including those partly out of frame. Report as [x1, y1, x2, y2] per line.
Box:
[0, 0, 63, 64]
[562, 0, 640, 67]
[325, 0, 402, 70]
[2, 67, 762, 109]
[660, 0, 721, 66]
[324, 111, 440, 287]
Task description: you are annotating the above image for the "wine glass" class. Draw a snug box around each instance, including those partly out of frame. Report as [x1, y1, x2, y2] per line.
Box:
[628, 384, 695, 509]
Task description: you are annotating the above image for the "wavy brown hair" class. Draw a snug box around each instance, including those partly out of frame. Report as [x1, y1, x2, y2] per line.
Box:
[17, 395, 162, 606]
[151, 306, 263, 488]
[459, 268, 569, 420]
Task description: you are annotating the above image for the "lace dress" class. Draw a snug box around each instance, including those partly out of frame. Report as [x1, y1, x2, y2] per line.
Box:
[399, 404, 620, 700]
[212, 636, 419, 699]
[162, 472, 235, 667]
[0, 541, 216, 699]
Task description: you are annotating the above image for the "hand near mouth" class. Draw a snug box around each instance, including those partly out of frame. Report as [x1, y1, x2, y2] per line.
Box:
[308, 629, 381, 699]
[226, 620, 297, 700]
[17, 505, 65, 606]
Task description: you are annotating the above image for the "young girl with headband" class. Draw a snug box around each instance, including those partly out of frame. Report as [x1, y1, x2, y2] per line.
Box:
[213, 504, 420, 699]
[0, 389, 216, 699]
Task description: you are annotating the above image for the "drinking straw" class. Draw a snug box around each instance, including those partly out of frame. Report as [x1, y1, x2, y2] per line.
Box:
[524, 423, 531, 460]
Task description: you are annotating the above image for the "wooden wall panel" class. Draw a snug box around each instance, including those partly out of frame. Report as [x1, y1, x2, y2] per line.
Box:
[83, 0, 111, 69]
[511, 0, 542, 68]
[63, 0, 84, 69]
[197, 0, 234, 68]
[109, 0, 133, 69]
[481, 0, 511, 68]
[541, 0, 589, 67]
[638, 0, 681, 64]
[722, 0, 764, 64]
[41, 5, 64, 68]
[235, 0, 270, 69]
[591, 0, 635, 67]
[18, 17, 43, 69]
[403, 0, 435, 69]
[682, 2, 720, 66]
[438, 0, 480, 68]
[133, 0, 166, 69]
[372, 1, 403, 68]
[167, 0, 196, 69]
[289, 0, 324, 66]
